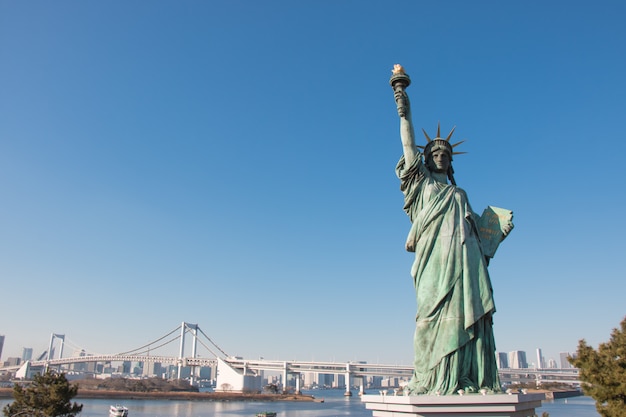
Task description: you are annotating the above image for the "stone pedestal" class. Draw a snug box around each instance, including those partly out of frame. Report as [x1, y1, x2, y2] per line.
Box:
[361, 392, 545, 417]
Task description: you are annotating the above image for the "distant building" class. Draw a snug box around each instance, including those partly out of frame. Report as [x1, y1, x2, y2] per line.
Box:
[22, 347, 33, 362]
[143, 361, 162, 377]
[131, 362, 143, 375]
[177, 366, 192, 379]
[320, 373, 335, 387]
[302, 372, 317, 389]
[380, 377, 400, 388]
[164, 364, 178, 379]
[547, 358, 557, 368]
[0, 335, 4, 360]
[302, 372, 335, 389]
[199, 365, 214, 380]
[215, 358, 262, 392]
[535, 348, 544, 369]
[496, 352, 509, 369]
[508, 351, 528, 369]
[370, 376, 383, 388]
[334, 374, 346, 389]
[560, 352, 575, 369]
[85, 361, 98, 373]
[4, 357, 21, 367]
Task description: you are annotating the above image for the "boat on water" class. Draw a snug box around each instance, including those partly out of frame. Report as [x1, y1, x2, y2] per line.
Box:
[109, 405, 128, 417]
[255, 413, 277, 417]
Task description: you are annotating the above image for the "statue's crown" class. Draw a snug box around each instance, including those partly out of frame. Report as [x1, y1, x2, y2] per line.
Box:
[417, 123, 466, 161]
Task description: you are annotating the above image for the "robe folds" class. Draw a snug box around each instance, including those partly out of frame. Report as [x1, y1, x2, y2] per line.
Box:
[396, 154, 501, 395]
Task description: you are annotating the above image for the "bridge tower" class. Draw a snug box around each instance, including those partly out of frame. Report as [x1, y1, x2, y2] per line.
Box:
[44, 333, 65, 372]
[46, 333, 65, 361]
[177, 322, 198, 380]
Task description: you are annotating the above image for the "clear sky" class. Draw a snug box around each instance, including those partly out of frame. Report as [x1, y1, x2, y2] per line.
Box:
[1, 1, 625, 368]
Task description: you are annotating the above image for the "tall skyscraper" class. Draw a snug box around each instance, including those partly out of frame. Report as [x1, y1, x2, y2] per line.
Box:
[0, 335, 4, 360]
[496, 352, 509, 369]
[508, 350, 528, 369]
[535, 348, 544, 369]
[22, 347, 33, 362]
[560, 352, 575, 369]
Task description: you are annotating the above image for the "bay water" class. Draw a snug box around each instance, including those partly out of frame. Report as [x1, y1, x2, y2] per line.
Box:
[1, 389, 600, 416]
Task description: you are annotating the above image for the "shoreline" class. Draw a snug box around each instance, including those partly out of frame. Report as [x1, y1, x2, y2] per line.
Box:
[0, 388, 315, 402]
[1, 387, 582, 401]
[77, 390, 316, 402]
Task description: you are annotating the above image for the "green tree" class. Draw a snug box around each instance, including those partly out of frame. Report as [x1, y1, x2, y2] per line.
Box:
[2, 371, 83, 417]
[569, 316, 626, 417]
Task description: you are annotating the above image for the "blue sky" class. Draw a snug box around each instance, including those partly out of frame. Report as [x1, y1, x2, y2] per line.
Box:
[1, 1, 625, 368]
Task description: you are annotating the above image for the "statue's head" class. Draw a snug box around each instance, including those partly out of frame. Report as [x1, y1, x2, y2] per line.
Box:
[424, 139, 453, 167]
[426, 146, 451, 173]
[419, 124, 465, 184]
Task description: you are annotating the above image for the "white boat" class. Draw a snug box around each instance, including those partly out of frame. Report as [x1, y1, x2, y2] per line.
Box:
[109, 405, 128, 417]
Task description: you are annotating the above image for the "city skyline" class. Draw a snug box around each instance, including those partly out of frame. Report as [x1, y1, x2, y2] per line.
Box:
[1, 2, 625, 369]
[0, 329, 577, 371]
[0, 334, 577, 376]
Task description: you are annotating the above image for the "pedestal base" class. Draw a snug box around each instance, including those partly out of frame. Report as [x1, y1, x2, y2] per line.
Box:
[361, 393, 545, 417]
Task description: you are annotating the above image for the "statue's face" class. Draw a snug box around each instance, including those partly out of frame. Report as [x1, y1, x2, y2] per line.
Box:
[429, 150, 451, 173]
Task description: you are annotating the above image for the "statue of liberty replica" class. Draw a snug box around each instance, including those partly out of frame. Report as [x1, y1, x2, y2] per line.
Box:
[390, 64, 513, 396]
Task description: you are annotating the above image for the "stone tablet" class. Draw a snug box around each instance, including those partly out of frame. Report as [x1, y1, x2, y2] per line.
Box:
[477, 206, 513, 258]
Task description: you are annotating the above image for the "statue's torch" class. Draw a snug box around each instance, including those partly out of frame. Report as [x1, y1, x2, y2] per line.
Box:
[389, 64, 411, 118]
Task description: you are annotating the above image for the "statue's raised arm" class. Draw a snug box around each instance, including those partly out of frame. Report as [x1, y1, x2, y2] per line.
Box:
[390, 64, 419, 167]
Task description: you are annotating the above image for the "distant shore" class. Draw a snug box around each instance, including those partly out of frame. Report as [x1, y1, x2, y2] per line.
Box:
[0, 388, 315, 402]
[1, 387, 582, 401]
[77, 390, 316, 402]
[528, 389, 582, 400]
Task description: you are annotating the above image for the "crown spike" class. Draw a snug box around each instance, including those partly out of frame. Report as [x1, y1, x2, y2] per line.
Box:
[421, 128, 432, 142]
[451, 140, 465, 148]
[452, 151, 467, 155]
[446, 126, 456, 142]
[436, 122, 441, 138]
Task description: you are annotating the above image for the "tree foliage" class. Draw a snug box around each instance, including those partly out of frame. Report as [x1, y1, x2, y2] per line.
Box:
[2, 371, 83, 417]
[570, 316, 626, 417]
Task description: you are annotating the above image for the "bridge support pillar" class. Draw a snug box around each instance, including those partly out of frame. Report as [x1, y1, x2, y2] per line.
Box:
[177, 322, 186, 379]
[295, 372, 301, 395]
[344, 363, 352, 396]
[189, 324, 198, 385]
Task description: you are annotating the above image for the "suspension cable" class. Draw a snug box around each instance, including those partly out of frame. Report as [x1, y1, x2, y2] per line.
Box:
[195, 336, 220, 358]
[128, 334, 182, 356]
[61, 337, 86, 352]
[116, 325, 181, 355]
[198, 326, 229, 358]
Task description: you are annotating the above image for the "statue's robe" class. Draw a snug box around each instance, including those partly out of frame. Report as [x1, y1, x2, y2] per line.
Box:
[397, 154, 501, 395]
